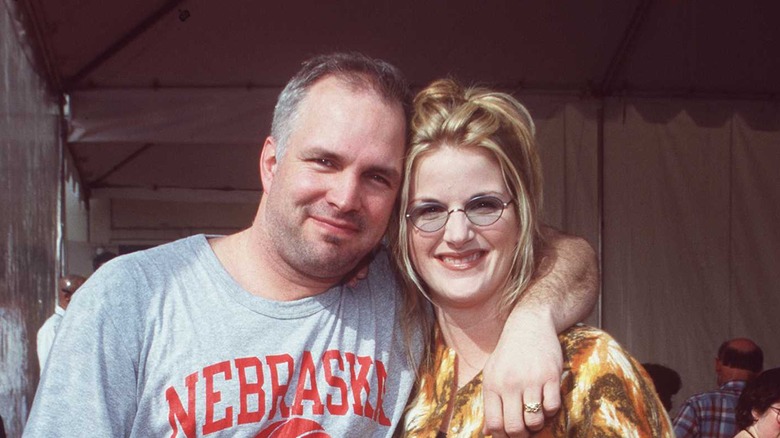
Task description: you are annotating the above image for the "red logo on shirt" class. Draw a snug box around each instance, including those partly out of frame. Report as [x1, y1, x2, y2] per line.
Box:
[254, 418, 330, 438]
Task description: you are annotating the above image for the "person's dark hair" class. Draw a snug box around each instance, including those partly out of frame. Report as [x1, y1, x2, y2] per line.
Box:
[271, 52, 411, 160]
[735, 367, 780, 429]
[642, 363, 682, 411]
[92, 251, 117, 271]
[718, 339, 764, 373]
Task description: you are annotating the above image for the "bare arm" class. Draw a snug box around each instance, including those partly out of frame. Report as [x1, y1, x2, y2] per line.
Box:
[516, 225, 598, 330]
[482, 226, 599, 438]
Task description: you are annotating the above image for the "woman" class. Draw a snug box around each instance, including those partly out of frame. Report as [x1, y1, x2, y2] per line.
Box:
[734, 368, 780, 438]
[392, 79, 673, 437]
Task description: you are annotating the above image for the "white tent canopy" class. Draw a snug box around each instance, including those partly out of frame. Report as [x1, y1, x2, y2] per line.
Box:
[18, 0, 780, 416]
[20, 0, 775, 201]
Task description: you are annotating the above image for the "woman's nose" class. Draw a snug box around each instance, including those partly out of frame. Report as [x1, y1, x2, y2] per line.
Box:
[442, 210, 473, 245]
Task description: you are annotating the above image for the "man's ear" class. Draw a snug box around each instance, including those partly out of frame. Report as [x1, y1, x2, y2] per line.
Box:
[259, 136, 279, 192]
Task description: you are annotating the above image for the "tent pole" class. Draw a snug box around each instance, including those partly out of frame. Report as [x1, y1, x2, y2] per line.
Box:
[599, 0, 652, 96]
[65, 0, 186, 89]
[596, 100, 605, 329]
[89, 143, 155, 188]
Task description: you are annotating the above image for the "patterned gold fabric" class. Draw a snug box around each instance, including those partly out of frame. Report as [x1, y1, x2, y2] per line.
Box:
[401, 325, 674, 437]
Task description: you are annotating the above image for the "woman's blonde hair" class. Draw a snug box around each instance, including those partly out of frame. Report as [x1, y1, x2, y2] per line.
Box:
[390, 78, 544, 356]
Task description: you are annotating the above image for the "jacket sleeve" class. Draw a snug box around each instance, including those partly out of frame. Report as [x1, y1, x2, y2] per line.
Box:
[557, 326, 675, 437]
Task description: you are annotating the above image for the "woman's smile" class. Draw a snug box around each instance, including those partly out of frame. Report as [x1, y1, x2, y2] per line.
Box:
[436, 250, 486, 269]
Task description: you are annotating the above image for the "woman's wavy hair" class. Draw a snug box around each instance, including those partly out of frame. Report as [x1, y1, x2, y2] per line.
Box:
[735, 367, 780, 429]
[389, 78, 544, 359]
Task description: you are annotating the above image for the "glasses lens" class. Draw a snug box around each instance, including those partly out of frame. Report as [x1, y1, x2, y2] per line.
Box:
[409, 203, 448, 232]
[465, 196, 506, 225]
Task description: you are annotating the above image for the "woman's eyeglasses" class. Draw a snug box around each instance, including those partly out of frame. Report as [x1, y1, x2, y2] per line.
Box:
[406, 195, 513, 232]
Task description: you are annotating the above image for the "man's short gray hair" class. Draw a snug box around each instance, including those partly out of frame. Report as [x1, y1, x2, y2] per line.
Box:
[270, 52, 411, 160]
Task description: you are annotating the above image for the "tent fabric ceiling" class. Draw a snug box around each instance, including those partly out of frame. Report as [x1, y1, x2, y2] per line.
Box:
[19, 0, 780, 197]
[31, 0, 780, 94]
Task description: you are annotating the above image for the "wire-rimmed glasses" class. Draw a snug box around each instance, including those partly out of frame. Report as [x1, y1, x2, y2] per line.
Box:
[406, 195, 513, 232]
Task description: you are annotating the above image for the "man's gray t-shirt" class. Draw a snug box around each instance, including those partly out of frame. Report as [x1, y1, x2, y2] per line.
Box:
[25, 235, 421, 437]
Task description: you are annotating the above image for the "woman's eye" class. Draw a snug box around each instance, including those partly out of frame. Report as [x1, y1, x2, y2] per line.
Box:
[416, 205, 445, 218]
[468, 197, 502, 213]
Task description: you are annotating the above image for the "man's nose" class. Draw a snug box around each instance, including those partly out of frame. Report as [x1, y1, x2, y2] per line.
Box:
[326, 174, 362, 212]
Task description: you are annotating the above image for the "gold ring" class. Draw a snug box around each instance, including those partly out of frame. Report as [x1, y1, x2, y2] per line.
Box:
[524, 402, 542, 413]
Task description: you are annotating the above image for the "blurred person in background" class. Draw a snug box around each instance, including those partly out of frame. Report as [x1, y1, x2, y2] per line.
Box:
[643, 362, 683, 412]
[92, 250, 117, 272]
[674, 338, 764, 438]
[36, 274, 86, 373]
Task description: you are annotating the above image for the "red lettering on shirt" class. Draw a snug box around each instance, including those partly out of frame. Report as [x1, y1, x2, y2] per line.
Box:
[235, 357, 265, 424]
[345, 353, 374, 418]
[292, 351, 325, 415]
[203, 360, 233, 434]
[322, 350, 349, 415]
[165, 371, 198, 438]
[165, 350, 393, 435]
[266, 354, 294, 418]
[373, 359, 391, 426]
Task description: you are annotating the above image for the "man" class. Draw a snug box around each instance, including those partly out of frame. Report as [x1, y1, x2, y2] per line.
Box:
[25, 53, 597, 437]
[35, 274, 86, 374]
[673, 338, 764, 438]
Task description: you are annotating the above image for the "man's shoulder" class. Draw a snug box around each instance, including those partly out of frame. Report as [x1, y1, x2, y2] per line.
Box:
[682, 381, 746, 402]
[681, 387, 732, 406]
[101, 234, 208, 270]
[72, 235, 212, 312]
[720, 380, 748, 393]
[339, 245, 404, 324]
[90, 235, 209, 285]
[361, 244, 400, 293]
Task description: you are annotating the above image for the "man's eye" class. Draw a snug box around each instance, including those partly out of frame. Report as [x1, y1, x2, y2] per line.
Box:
[369, 174, 391, 187]
[314, 158, 334, 168]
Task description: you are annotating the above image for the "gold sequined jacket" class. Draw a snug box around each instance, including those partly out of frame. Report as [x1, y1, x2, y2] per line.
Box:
[401, 325, 674, 437]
